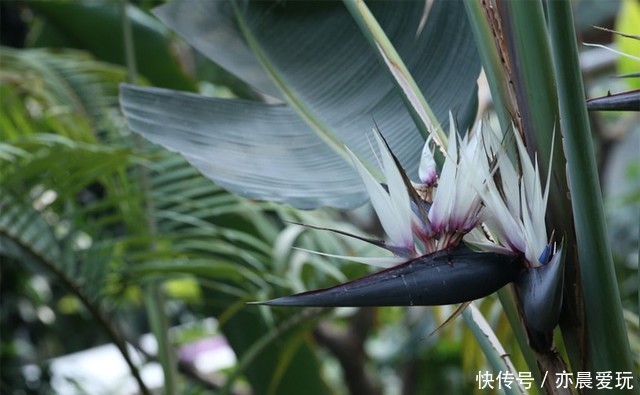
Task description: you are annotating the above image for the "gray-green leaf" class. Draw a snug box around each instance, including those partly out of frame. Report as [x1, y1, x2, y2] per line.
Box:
[120, 0, 480, 209]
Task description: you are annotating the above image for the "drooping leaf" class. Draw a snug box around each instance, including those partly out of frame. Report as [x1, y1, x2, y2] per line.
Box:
[121, 86, 364, 209]
[120, 0, 480, 209]
[0, 143, 150, 390]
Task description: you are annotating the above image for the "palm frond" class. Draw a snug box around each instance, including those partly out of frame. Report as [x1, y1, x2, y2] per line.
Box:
[1, 46, 126, 137]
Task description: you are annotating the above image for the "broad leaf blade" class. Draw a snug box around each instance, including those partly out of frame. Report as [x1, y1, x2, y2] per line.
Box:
[121, 0, 480, 209]
[156, 0, 279, 99]
[121, 85, 365, 209]
[153, 0, 479, 159]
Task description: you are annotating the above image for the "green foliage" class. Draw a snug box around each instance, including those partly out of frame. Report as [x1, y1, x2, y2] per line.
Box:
[28, 1, 196, 91]
[615, 0, 640, 89]
[548, 0, 635, 381]
[3, 1, 639, 394]
[121, 0, 481, 209]
[0, 44, 376, 394]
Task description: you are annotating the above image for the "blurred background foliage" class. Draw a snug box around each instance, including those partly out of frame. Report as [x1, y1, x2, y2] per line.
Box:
[0, 1, 637, 394]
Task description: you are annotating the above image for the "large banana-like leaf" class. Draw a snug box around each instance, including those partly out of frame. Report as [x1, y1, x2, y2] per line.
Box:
[120, 0, 480, 209]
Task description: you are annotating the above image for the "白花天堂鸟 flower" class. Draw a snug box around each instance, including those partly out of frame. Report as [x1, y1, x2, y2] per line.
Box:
[261, 118, 563, 330]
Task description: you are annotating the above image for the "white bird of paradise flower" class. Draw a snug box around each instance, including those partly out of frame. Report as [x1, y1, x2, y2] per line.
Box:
[299, 113, 556, 271]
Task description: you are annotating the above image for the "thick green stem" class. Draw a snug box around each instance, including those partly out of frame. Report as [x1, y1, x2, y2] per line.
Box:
[547, 0, 638, 388]
[495, 0, 584, 373]
[495, 0, 560, 161]
[464, 0, 543, 381]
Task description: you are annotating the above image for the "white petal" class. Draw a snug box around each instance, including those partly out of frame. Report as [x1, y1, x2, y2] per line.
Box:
[429, 114, 458, 230]
[418, 137, 437, 184]
[346, 147, 409, 248]
[497, 150, 521, 217]
[372, 130, 414, 249]
[455, 129, 486, 230]
[514, 130, 536, 199]
[474, 164, 526, 253]
[463, 228, 514, 255]
[520, 181, 540, 264]
[482, 125, 519, 216]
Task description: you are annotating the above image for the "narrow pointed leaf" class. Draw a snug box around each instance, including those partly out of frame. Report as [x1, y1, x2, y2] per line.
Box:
[462, 305, 524, 395]
[549, 0, 637, 379]
[262, 246, 521, 307]
[343, 0, 448, 149]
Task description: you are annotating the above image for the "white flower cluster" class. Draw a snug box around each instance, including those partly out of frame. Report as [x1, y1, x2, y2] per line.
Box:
[341, 115, 554, 268]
